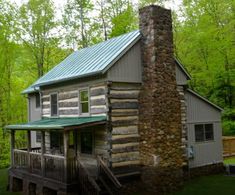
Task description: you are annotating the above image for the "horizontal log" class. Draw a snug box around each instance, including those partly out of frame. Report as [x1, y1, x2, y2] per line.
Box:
[111, 152, 139, 163]
[109, 90, 139, 99]
[111, 102, 138, 109]
[42, 96, 49, 101]
[111, 119, 138, 127]
[110, 83, 141, 91]
[90, 98, 106, 106]
[112, 160, 140, 168]
[59, 101, 78, 107]
[90, 106, 107, 114]
[112, 145, 139, 154]
[90, 87, 106, 96]
[59, 109, 78, 115]
[112, 126, 138, 135]
[42, 104, 50, 109]
[112, 116, 138, 122]
[59, 92, 78, 100]
[111, 134, 140, 144]
[111, 109, 138, 116]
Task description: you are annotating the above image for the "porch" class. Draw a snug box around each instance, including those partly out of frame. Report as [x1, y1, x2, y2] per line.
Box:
[6, 116, 122, 195]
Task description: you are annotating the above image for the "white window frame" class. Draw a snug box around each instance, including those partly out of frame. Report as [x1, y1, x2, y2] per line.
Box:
[50, 92, 59, 117]
[78, 88, 90, 116]
[194, 123, 214, 143]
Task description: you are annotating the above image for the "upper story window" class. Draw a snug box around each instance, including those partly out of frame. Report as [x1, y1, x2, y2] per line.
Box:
[79, 89, 89, 114]
[50, 93, 58, 117]
[195, 124, 214, 142]
[35, 93, 40, 108]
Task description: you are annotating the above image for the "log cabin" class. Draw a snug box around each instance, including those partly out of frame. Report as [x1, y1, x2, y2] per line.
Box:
[5, 5, 224, 195]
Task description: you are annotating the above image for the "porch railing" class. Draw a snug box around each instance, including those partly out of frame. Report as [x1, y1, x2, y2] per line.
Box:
[12, 148, 78, 183]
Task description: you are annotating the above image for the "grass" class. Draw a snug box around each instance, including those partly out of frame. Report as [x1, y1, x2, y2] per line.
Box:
[224, 157, 235, 165]
[0, 169, 20, 195]
[171, 174, 235, 195]
[1, 168, 235, 195]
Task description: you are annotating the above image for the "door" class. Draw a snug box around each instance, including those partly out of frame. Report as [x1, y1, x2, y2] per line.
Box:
[80, 131, 93, 155]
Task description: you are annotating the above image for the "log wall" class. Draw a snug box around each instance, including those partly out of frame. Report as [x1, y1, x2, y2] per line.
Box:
[41, 82, 108, 118]
[40, 82, 108, 157]
[108, 82, 141, 169]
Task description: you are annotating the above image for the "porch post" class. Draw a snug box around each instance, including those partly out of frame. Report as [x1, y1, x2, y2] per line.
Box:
[27, 130, 31, 171]
[41, 131, 45, 177]
[63, 131, 69, 183]
[10, 130, 15, 168]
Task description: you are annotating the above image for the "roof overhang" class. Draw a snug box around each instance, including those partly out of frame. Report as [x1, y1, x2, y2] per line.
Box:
[5, 116, 107, 131]
[174, 58, 192, 80]
[187, 89, 223, 111]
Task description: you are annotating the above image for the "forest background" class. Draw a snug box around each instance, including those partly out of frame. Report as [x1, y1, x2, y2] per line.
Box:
[0, 0, 234, 168]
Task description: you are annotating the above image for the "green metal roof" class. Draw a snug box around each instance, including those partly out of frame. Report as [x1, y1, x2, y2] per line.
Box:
[26, 30, 140, 90]
[22, 86, 39, 94]
[5, 116, 106, 130]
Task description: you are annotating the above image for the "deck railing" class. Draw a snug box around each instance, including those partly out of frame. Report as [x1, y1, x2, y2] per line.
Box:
[12, 148, 79, 184]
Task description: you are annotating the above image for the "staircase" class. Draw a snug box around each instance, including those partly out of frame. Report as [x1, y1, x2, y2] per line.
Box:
[77, 156, 122, 195]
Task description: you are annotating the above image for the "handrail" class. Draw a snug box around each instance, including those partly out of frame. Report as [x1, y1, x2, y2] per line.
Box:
[77, 158, 101, 195]
[14, 149, 28, 153]
[44, 153, 65, 159]
[97, 156, 122, 188]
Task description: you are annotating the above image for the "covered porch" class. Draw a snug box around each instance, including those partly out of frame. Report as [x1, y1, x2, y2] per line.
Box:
[6, 116, 121, 195]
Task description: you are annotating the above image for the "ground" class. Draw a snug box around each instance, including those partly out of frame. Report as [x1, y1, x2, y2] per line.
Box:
[1, 160, 235, 195]
[0, 169, 20, 195]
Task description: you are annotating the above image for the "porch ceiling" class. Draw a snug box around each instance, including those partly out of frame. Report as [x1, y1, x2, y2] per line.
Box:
[5, 116, 106, 130]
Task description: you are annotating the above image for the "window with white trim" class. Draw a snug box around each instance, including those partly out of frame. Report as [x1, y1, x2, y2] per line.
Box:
[79, 90, 89, 114]
[195, 124, 214, 142]
[50, 93, 58, 117]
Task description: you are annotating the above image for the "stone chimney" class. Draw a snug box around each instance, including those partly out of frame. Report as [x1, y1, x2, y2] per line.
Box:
[138, 5, 184, 193]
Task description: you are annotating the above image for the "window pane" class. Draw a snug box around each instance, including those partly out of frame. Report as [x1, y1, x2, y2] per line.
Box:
[81, 102, 89, 113]
[205, 124, 214, 141]
[195, 124, 204, 142]
[80, 90, 88, 102]
[51, 94, 58, 116]
[36, 131, 41, 142]
[36, 93, 40, 108]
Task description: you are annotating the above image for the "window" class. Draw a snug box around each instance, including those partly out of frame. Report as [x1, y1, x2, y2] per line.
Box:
[50, 132, 63, 149]
[50, 93, 58, 117]
[79, 90, 89, 114]
[36, 132, 41, 142]
[195, 124, 214, 142]
[35, 93, 40, 108]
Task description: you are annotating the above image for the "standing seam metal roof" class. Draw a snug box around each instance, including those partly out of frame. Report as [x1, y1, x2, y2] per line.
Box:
[28, 30, 141, 89]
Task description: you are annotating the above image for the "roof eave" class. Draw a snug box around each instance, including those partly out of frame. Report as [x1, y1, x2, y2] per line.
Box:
[33, 70, 103, 88]
[187, 89, 223, 111]
[174, 58, 192, 80]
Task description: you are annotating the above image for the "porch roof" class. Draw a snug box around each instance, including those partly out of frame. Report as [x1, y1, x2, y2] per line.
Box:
[5, 116, 106, 130]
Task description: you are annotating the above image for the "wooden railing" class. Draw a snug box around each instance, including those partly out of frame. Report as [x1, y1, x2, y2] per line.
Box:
[14, 149, 28, 170]
[78, 160, 101, 195]
[97, 156, 122, 195]
[44, 154, 65, 182]
[12, 149, 79, 184]
[29, 152, 41, 174]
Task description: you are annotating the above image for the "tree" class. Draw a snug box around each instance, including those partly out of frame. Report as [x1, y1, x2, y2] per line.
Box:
[18, 0, 58, 78]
